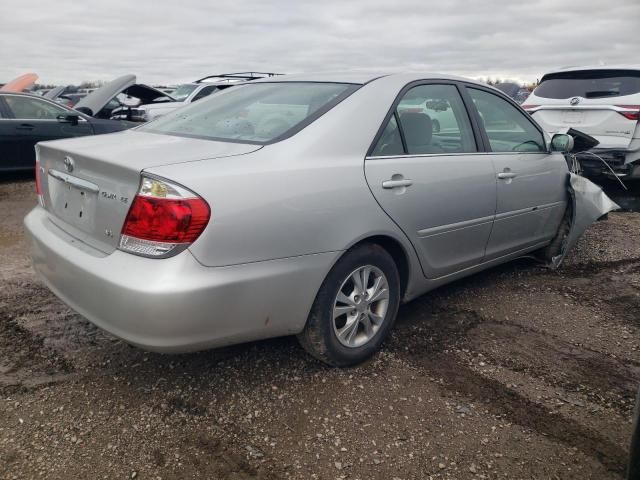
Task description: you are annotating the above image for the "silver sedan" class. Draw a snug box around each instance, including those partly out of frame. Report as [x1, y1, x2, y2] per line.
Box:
[25, 73, 586, 366]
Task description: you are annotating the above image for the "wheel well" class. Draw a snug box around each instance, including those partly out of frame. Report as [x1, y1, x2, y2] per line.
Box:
[350, 235, 410, 298]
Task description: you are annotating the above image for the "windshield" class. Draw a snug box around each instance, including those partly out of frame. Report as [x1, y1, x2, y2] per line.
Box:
[141, 82, 359, 144]
[534, 69, 640, 99]
[170, 84, 199, 102]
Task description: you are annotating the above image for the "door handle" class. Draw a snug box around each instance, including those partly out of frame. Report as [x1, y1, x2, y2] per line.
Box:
[16, 124, 34, 131]
[497, 172, 517, 179]
[382, 179, 413, 189]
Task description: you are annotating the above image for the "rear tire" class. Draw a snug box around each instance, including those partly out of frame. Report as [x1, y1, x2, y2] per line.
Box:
[297, 243, 400, 367]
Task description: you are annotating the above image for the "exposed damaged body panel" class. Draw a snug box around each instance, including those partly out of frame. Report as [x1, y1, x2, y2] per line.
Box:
[548, 173, 619, 269]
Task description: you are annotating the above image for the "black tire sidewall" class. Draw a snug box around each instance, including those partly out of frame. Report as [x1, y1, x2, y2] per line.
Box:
[315, 244, 400, 365]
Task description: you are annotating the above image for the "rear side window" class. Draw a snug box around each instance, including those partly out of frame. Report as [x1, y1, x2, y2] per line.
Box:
[468, 88, 545, 153]
[5, 95, 68, 119]
[371, 84, 476, 156]
[534, 69, 640, 99]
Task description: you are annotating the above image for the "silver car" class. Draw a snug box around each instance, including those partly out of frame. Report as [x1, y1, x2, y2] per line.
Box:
[25, 73, 578, 366]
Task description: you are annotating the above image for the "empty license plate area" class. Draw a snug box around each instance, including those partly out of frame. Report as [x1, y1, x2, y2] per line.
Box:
[562, 110, 585, 124]
[47, 169, 98, 231]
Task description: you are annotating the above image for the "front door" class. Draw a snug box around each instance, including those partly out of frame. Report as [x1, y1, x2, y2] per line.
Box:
[3, 94, 93, 169]
[465, 87, 568, 258]
[365, 83, 497, 278]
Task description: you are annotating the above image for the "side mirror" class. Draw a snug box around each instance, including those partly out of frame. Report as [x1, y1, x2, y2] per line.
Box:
[57, 114, 80, 126]
[550, 133, 574, 153]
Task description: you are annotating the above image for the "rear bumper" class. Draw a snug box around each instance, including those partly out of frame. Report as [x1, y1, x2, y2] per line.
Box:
[24, 207, 338, 353]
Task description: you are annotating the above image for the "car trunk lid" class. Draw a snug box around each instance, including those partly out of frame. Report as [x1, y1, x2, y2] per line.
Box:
[37, 130, 261, 254]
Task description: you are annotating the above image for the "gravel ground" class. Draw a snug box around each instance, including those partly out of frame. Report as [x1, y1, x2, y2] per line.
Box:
[1, 175, 639, 479]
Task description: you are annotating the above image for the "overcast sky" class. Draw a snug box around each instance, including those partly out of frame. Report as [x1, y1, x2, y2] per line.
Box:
[1, 0, 638, 86]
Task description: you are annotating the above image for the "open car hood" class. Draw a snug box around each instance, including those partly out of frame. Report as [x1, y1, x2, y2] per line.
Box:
[44, 85, 68, 100]
[0, 73, 38, 92]
[74, 75, 173, 117]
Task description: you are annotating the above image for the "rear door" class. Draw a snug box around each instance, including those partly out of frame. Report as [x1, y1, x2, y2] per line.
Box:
[365, 82, 497, 278]
[0, 96, 23, 170]
[3, 94, 94, 168]
[525, 69, 640, 149]
[466, 87, 567, 258]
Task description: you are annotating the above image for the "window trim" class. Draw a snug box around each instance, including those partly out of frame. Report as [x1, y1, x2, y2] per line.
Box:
[366, 80, 484, 158]
[461, 84, 549, 154]
[0, 96, 10, 118]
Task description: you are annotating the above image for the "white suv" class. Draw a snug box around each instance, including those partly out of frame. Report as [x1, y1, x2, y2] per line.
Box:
[523, 65, 640, 180]
[132, 72, 281, 122]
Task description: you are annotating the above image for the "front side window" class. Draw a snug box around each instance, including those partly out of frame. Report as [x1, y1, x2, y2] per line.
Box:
[142, 82, 359, 144]
[5, 95, 68, 120]
[468, 88, 545, 153]
[371, 84, 476, 156]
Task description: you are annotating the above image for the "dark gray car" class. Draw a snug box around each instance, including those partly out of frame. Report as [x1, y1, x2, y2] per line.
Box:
[0, 92, 133, 171]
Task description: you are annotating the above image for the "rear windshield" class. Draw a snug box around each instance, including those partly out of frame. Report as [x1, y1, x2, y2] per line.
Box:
[534, 69, 640, 99]
[141, 82, 359, 144]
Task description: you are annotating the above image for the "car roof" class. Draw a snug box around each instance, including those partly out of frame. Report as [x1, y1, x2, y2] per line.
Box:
[0, 91, 57, 99]
[543, 64, 640, 75]
[251, 71, 486, 86]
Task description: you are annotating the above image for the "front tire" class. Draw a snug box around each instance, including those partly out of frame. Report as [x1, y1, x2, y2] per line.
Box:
[297, 243, 400, 367]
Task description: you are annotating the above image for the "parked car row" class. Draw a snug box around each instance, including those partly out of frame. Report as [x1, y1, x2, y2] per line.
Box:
[0, 72, 280, 171]
[131, 72, 282, 122]
[3, 66, 638, 185]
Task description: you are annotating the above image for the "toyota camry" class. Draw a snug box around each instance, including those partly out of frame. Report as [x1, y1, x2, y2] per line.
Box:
[25, 73, 599, 366]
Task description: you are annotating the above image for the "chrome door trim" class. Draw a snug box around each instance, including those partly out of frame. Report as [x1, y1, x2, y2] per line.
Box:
[417, 214, 495, 237]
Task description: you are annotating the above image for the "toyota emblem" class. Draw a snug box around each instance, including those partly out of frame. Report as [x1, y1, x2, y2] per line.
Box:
[63, 156, 74, 173]
[569, 97, 580, 106]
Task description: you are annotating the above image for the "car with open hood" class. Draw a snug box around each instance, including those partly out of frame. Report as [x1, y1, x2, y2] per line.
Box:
[0, 73, 39, 93]
[131, 72, 281, 122]
[523, 65, 640, 180]
[24, 72, 615, 366]
[74, 74, 174, 121]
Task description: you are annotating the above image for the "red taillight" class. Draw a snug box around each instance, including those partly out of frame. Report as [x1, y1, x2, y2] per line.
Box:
[615, 105, 640, 121]
[119, 175, 210, 258]
[122, 196, 210, 243]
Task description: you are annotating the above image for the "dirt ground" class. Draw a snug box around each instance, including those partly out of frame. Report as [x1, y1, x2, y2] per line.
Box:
[1, 175, 639, 480]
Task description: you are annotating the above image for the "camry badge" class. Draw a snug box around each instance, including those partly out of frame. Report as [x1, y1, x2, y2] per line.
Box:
[569, 97, 580, 106]
[63, 156, 74, 173]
